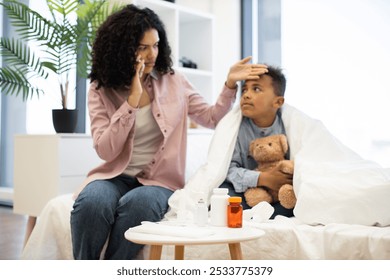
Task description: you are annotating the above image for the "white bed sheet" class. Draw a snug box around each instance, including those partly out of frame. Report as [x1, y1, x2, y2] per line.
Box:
[171, 219, 390, 260]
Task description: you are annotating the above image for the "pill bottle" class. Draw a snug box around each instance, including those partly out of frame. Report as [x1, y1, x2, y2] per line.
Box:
[210, 188, 230, 226]
[195, 198, 208, 227]
[227, 196, 243, 228]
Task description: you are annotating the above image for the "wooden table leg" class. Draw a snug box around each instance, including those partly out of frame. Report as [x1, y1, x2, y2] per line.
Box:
[228, 243, 243, 260]
[174, 245, 185, 260]
[149, 245, 163, 260]
[24, 216, 37, 247]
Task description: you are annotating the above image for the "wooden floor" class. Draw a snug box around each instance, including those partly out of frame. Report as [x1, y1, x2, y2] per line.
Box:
[0, 205, 27, 260]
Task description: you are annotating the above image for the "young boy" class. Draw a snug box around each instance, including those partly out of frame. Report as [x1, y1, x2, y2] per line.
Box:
[219, 66, 294, 218]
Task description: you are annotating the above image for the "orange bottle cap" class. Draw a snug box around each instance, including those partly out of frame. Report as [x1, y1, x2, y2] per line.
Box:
[228, 196, 242, 203]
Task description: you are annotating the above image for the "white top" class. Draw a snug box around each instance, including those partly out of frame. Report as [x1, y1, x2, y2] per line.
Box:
[124, 221, 265, 246]
[123, 104, 163, 177]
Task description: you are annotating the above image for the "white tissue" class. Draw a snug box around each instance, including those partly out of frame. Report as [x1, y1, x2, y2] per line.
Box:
[243, 201, 274, 223]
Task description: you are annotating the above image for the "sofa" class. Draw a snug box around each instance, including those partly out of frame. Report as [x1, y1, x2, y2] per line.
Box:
[21, 105, 390, 259]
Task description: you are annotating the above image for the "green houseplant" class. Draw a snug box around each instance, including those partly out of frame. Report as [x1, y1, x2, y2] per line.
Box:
[0, 0, 122, 132]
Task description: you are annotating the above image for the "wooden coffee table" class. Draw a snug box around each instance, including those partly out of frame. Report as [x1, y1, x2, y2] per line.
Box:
[125, 222, 265, 260]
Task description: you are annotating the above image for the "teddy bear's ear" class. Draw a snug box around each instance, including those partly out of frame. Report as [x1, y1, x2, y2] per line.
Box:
[249, 140, 256, 156]
[279, 135, 288, 154]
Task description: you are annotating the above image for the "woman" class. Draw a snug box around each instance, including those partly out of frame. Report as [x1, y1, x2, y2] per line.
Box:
[70, 4, 268, 260]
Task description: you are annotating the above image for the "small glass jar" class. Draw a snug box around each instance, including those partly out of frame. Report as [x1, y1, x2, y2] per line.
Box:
[195, 198, 208, 227]
[227, 196, 243, 228]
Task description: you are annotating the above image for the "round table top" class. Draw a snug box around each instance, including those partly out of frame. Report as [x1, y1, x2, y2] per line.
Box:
[125, 221, 265, 246]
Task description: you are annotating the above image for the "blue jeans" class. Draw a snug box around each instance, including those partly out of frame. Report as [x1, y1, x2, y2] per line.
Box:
[70, 175, 173, 260]
[218, 180, 294, 219]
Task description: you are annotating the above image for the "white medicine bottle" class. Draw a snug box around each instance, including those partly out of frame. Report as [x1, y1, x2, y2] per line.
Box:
[210, 188, 230, 226]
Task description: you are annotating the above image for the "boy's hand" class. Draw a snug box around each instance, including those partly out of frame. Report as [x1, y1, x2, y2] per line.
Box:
[257, 165, 293, 191]
[225, 56, 268, 89]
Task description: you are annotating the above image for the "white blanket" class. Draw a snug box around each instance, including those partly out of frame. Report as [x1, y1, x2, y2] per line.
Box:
[166, 104, 390, 226]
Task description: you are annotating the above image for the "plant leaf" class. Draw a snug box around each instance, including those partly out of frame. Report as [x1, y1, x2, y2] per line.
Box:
[1, 0, 57, 43]
[0, 66, 43, 100]
[0, 37, 50, 79]
[0, 0, 124, 104]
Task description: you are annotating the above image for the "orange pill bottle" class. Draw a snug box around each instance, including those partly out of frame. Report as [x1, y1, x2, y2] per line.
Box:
[227, 196, 243, 228]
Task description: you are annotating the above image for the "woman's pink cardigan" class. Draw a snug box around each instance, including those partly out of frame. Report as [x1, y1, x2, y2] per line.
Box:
[73, 71, 236, 199]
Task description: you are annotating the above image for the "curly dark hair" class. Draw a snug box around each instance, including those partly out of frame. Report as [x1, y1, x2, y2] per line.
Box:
[88, 4, 173, 89]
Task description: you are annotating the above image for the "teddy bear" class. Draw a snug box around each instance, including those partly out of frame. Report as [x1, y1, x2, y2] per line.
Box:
[244, 134, 296, 209]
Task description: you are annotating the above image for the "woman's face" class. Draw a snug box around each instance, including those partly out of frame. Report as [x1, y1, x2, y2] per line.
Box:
[136, 29, 159, 75]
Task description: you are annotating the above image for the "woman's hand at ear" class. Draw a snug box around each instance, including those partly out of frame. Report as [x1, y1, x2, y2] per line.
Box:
[127, 55, 145, 107]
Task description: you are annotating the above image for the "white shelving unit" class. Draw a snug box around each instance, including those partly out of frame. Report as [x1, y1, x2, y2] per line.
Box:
[116, 0, 215, 103]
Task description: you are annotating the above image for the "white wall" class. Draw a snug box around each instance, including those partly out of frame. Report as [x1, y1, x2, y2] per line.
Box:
[211, 0, 241, 91]
[281, 0, 390, 167]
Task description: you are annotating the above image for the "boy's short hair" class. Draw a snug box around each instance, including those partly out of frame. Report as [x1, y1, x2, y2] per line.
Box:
[266, 65, 286, 97]
[240, 65, 286, 97]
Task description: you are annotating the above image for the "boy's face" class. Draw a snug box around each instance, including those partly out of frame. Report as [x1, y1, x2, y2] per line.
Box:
[240, 75, 284, 127]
